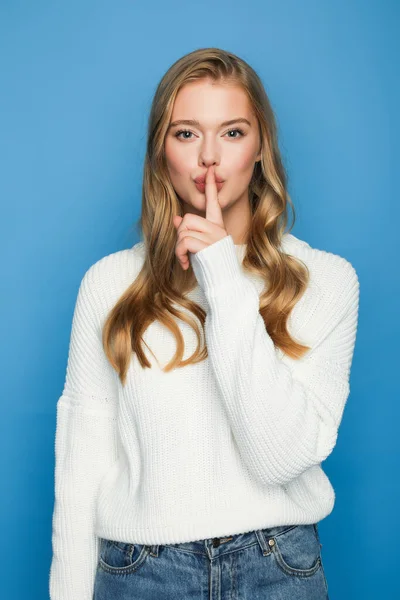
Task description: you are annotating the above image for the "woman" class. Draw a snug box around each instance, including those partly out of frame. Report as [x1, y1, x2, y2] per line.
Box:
[49, 47, 359, 600]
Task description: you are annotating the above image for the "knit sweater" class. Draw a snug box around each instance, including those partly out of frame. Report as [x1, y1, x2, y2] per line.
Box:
[49, 232, 359, 600]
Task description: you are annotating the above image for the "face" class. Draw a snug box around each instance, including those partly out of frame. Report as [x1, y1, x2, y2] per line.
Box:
[164, 79, 262, 216]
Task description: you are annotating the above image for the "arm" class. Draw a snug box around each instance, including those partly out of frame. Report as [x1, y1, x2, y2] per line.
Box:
[49, 263, 119, 600]
[190, 234, 360, 487]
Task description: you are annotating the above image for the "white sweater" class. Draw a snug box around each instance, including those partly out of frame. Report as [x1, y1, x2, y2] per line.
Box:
[49, 232, 359, 599]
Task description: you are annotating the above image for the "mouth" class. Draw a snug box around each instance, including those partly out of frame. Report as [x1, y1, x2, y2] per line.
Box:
[195, 180, 224, 192]
[194, 175, 225, 184]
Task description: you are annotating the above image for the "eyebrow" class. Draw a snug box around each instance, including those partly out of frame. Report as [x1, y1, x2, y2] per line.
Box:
[168, 117, 252, 130]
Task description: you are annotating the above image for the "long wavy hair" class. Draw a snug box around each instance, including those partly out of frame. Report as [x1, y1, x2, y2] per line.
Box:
[103, 47, 311, 386]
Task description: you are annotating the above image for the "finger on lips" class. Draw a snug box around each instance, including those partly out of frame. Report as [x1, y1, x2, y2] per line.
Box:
[174, 165, 223, 270]
[205, 165, 224, 228]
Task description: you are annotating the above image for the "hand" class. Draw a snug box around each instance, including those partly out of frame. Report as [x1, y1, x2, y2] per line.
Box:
[172, 165, 228, 270]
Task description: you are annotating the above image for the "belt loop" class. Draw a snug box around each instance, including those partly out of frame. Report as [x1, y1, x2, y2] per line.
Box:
[313, 523, 322, 547]
[255, 529, 272, 556]
[149, 544, 159, 557]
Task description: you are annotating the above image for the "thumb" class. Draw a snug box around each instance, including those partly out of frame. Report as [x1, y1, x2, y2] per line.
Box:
[173, 215, 184, 228]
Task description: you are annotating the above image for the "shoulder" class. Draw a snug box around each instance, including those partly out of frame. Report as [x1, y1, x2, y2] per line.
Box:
[281, 232, 359, 303]
[83, 241, 145, 282]
[77, 241, 146, 316]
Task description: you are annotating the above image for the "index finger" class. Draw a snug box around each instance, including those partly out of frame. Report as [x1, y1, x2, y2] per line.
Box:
[205, 165, 224, 229]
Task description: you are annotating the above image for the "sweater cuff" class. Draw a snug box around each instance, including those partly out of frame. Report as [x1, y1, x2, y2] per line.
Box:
[190, 235, 243, 293]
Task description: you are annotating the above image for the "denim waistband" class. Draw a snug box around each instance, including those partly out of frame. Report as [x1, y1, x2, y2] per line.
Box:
[146, 523, 311, 559]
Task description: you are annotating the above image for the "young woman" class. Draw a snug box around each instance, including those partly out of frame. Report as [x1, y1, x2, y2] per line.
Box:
[49, 47, 359, 600]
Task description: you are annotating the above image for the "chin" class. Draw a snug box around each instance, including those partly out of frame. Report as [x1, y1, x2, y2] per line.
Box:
[179, 198, 204, 215]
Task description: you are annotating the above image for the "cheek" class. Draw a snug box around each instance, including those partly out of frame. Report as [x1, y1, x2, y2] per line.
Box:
[165, 141, 190, 177]
[227, 152, 256, 182]
[227, 141, 258, 171]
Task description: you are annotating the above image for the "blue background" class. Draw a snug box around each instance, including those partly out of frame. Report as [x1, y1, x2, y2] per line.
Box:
[1, 1, 398, 598]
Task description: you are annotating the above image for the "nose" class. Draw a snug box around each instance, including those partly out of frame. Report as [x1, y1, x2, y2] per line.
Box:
[198, 137, 220, 169]
[199, 157, 219, 170]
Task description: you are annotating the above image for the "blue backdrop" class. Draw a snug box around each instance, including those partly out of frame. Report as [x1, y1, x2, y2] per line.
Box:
[1, 1, 398, 598]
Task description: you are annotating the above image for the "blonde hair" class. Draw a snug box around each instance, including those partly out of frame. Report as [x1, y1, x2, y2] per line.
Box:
[103, 47, 310, 386]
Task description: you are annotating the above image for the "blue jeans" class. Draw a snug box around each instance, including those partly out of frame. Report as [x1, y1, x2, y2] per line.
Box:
[94, 523, 329, 599]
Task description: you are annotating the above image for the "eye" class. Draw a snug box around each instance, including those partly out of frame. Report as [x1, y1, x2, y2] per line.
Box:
[226, 128, 245, 138]
[175, 129, 194, 140]
[174, 128, 245, 140]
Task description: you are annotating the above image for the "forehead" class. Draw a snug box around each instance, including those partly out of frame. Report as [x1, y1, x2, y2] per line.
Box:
[171, 79, 254, 123]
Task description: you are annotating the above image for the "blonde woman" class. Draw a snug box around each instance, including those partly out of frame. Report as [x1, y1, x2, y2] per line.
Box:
[49, 47, 359, 600]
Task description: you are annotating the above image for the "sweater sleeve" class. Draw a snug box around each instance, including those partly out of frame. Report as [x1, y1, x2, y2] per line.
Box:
[190, 234, 360, 487]
[49, 263, 119, 600]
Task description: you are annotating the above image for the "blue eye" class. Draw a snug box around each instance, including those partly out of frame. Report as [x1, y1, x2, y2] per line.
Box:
[174, 128, 245, 140]
[226, 128, 245, 138]
[175, 129, 194, 140]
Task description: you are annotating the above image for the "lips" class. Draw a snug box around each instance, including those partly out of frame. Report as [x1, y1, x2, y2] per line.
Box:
[195, 180, 224, 192]
[194, 175, 225, 184]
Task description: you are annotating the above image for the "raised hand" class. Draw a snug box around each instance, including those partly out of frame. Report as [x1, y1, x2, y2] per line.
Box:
[172, 165, 228, 270]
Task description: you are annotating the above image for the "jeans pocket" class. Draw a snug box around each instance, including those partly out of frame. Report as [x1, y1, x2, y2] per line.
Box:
[98, 537, 150, 574]
[268, 524, 322, 577]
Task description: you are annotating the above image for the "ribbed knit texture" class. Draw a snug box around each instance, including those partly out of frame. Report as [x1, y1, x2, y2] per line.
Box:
[49, 232, 359, 599]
